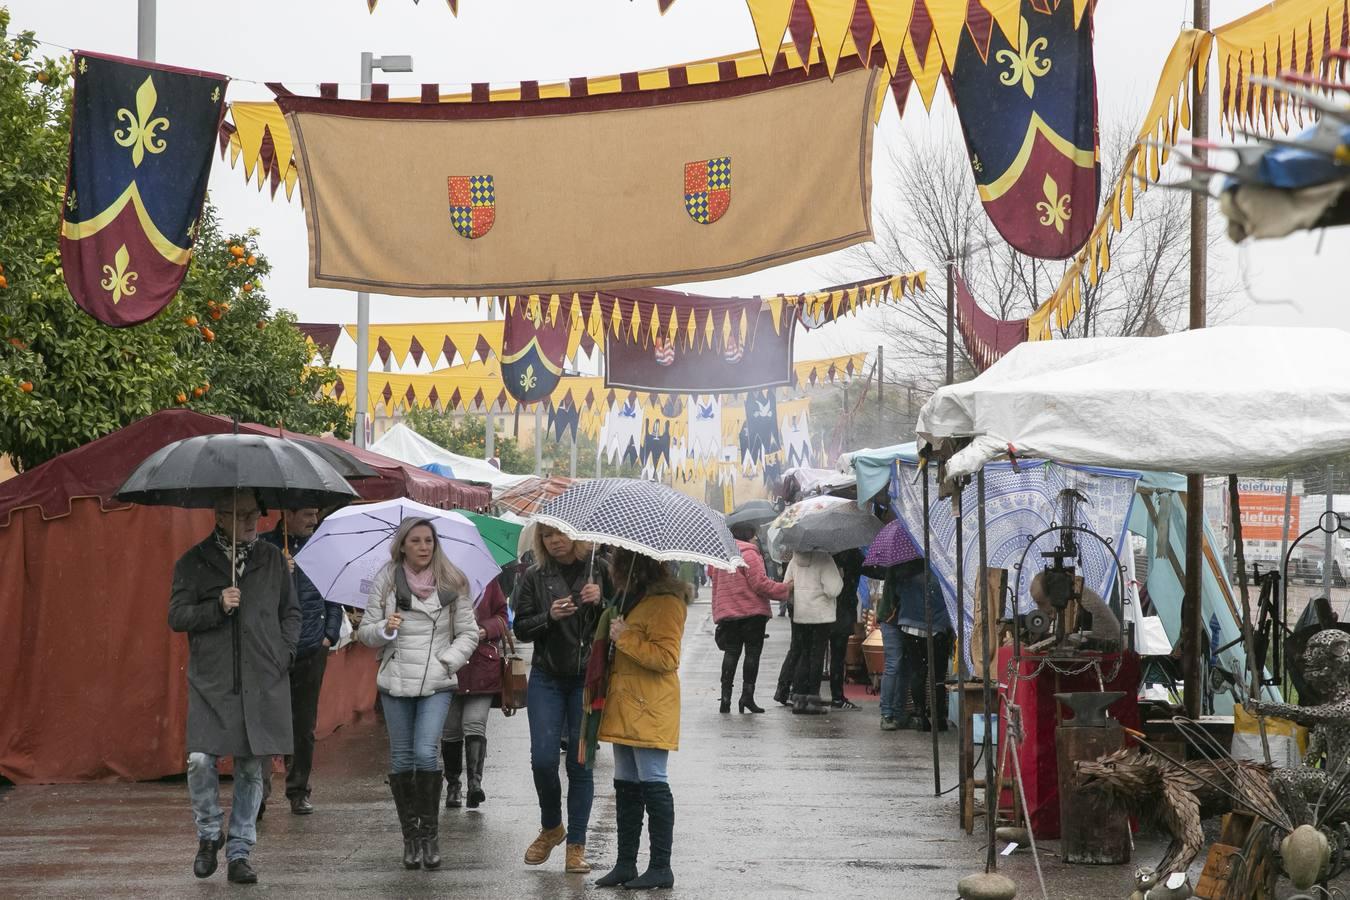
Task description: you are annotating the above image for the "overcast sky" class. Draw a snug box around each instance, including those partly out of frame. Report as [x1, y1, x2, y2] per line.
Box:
[10, 0, 1347, 372]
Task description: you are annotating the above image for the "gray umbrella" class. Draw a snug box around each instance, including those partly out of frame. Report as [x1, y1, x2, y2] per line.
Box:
[115, 433, 360, 510]
[766, 495, 882, 560]
[724, 500, 780, 530]
[534, 477, 743, 571]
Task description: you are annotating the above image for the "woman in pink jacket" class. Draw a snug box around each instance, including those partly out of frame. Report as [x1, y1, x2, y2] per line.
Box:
[710, 524, 791, 714]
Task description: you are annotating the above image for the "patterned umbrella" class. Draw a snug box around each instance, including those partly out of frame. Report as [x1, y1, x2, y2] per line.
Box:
[495, 475, 575, 516]
[534, 478, 743, 571]
[766, 495, 882, 561]
[863, 519, 923, 568]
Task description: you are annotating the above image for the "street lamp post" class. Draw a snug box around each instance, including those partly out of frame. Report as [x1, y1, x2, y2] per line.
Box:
[354, 52, 413, 449]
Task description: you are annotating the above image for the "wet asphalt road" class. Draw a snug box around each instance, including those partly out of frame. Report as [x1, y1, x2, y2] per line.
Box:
[0, 600, 1338, 898]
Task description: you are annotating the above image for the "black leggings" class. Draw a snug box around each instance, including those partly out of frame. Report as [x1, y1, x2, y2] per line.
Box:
[828, 630, 850, 702]
[790, 622, 830, 698]
[719, 615, 769, 694]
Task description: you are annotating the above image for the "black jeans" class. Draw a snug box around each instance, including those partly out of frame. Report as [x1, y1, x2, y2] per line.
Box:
[828, 629, 850, 702]
[790, 623, 830, 698]
[899, 630, 952, 726]
[719, 615, 769, 695]
[286, 648, 328, 799]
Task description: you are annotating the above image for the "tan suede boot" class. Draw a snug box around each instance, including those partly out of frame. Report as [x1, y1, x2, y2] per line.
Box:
[565, 843, 592, 873]
[524, 824, 567, 865]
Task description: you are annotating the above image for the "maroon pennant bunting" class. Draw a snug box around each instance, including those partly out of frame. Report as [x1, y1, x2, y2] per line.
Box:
[953, 271, 1028, 373]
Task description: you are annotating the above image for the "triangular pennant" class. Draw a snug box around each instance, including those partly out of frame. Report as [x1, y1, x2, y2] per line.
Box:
[748, 0, 797, 73]
[806, 0, 856, 77]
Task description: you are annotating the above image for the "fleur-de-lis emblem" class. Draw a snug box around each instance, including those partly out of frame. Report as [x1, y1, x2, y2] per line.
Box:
[523, 301, 544, 328]
[1035, 174, 1071, 234]
[971, 154, 984, 174]
[113, 76, 170, 168]
[64, 189, 76, 211]
[996, 17, 1052, 99]
[211, 85, 221, 103]
[77, 57, 88, 75]
[100, 244, 138, 305]
[520, 364, 538, 392]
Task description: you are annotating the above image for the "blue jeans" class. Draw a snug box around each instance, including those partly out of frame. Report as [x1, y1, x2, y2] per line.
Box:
[613, 744, 669, 783]
[879, 623, 906, 721]
[380, 690, 453, 772]
[187, 752, 265, 861]
[527, 669, 593, 844]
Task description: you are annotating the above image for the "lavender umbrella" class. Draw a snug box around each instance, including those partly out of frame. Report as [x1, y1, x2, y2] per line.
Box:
[863, 519, 923, 568]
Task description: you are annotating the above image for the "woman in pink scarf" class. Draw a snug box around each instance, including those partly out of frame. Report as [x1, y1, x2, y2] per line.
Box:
[357, 518, 479, 871]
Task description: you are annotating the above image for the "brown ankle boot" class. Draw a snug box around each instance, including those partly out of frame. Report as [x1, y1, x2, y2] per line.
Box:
[524, 824, 567, 865]
[565, 842, 591, 873]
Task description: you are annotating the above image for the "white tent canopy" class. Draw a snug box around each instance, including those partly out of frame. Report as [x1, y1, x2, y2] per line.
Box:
[370, 423, 531, 490]
[917, 327, 1350, 479]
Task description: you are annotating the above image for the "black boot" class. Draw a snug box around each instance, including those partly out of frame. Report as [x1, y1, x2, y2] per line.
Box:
[414, 771, 443, 869]
[594, 779, 644, 887]
[442, 739, 463, 809]
[389, 772, 421, 869]
[192, 834, 224, 878]
[738, 683, 765, 714]
[720, 651, 740, 714]
[624, 782, 674, 890]
[464, 736, 487, 809]
[772, 683, 791, 706]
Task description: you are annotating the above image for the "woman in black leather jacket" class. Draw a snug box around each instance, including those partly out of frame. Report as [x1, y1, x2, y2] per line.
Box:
[512, 525, 608, 874]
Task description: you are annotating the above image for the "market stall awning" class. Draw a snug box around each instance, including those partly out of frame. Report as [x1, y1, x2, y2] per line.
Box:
[917, 327, 1350, 478]
[369, 423, 530, 490]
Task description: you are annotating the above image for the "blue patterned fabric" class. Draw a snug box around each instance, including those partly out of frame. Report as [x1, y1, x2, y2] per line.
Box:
[889, 459, 1138, 670]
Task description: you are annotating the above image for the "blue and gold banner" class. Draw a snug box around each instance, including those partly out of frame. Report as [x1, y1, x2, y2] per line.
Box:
[60, 52, 227, 326]
[948, 1, 1099, 260]
[500, 295, 571, 404]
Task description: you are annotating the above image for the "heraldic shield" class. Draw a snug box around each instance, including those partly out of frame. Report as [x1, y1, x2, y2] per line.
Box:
[448, 175, 496, 239]
[60, 52, 227, 326]
[684, 156, 731, 224]
[500, 296, 570, 403]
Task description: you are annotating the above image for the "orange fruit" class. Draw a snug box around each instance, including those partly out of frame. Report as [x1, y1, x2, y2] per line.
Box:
[193, 387, 204, 398]
[229, 246, 245, 258]
[19, 381, 33, 393]
[0, 275, 8, 289]
[184, 315, 198, 327]
[36, 71, 49, 83]
[246, 256, 257, 266]
[175, 392, 187, 404]
[202, 382, 211, 393]
[8, 337, 25, 348]
[210, 309, 222, 320]
[256, 321, 266, 330]
[242, 283, 254, 293]
[201, 326, 216, 342]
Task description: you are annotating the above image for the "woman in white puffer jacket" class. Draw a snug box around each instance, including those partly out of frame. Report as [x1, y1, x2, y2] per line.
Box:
[782, 550, 843, 715]
[358, 517, 478, 871]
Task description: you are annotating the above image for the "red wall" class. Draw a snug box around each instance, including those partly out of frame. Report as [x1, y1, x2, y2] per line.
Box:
[0, 500, 376, 784]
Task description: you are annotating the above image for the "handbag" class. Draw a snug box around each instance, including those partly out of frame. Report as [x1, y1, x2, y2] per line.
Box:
[498, 617, 528, 716]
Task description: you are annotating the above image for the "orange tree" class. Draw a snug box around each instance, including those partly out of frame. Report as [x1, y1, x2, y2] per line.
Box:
[0, 12, 347, 472]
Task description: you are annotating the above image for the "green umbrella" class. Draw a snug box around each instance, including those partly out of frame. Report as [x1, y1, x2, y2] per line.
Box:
[460, 511, 523, 567]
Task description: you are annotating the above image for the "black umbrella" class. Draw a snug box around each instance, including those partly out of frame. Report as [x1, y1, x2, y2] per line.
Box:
[115, 432, 360, 510]
[116, 432, 359, 694]
[725, 500, 780, 530]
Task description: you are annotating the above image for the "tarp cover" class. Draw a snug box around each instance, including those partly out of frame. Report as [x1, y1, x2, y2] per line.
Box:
[917, 327, 1350, 478]
[0, 409, 490, 525]
[369, 423, 530, 490]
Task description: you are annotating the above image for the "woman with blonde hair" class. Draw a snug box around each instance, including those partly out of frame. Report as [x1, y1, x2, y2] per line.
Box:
[357, 518, 479, 871]
[513, 524, 608, 873]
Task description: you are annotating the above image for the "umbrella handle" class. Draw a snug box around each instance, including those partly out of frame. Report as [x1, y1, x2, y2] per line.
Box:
[382, 627, 399, 641]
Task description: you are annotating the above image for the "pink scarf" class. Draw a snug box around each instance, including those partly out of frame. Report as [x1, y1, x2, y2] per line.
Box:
[403, 563, 437, 600]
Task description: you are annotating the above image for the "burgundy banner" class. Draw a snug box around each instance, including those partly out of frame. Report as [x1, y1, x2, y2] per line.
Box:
[604, 308, 793, 394]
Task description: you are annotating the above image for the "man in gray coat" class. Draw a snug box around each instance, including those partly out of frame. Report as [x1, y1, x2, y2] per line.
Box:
[168, 491, 300, 885]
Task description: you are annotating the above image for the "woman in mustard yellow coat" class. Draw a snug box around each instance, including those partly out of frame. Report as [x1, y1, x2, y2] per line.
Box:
[593, 548, 690, 891]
